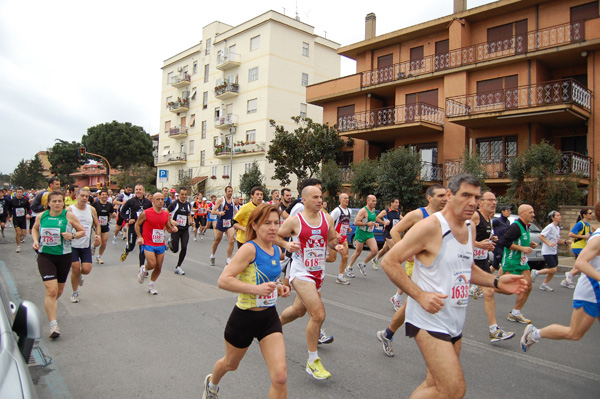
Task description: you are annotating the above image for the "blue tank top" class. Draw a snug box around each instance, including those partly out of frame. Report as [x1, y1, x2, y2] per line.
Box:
[235, 241, 281, 309]
[419, 207, 429, 218]
[221, 196, 234, 220]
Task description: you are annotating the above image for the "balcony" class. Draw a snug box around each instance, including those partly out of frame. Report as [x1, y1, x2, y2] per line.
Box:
[215, 83, 239, 100]
[170, 73, 191, 88]
[216, 52, 241, 70]
[337, 103, 444, 142]
[215, 114, 239, 130]
[156, 152, 187, 165]
[168, 100, 189, 113]
[361, 21, 585, 88]
[214, 141, 266, 158]
[445, 79, 591, 128]
[340, 162, 442, 184]
[168, 126, 188, 139]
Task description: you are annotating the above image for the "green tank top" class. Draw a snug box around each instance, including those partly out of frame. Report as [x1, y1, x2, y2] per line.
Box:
[502, 220, 530, 269]
[357, 206, 376, 234]
[39, 209, 72, 255]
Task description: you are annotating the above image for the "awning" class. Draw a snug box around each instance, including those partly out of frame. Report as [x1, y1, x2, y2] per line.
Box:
[190, 176, 208, 185]
[189, 114, 196, 126]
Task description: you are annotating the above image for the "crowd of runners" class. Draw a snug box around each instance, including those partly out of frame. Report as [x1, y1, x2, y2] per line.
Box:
[1, 173, 599, 399]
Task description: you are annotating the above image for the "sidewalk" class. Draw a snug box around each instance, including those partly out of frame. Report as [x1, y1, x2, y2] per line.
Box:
[557, 255, 576, 273]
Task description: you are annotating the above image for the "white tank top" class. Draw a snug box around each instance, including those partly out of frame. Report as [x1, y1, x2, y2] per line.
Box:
[406, 212, 473, 338]
[574, 228, 600, 304]
[69, 204, 93, 249]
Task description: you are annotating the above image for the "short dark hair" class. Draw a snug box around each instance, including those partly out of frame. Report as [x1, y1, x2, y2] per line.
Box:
[125, 184, 133, 189]
[301, 178, 321, 190]
[271, 189, 279, 195]
[48, 177, 60, 186]
[225, 186, 233, 192]
[100, 189, 108, 195]
[281, 188, 291, 196]
[250, 186, 264, 196]
[447, 173, 480, 195]
[426, 184, 445, 198]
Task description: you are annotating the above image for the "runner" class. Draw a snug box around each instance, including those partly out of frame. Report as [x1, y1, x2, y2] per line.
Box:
[372, 199, 402, 269]
[498, 204, 539, 325]
[470, 191, 514, 343]
[31, 190, 85, 338]
[269, 189, 280, 206]
[202, 204, 291, 399]
[9, 187, 31, 253]
[279, 188, 292, 218]
[521, 202, 600, 352]
[112, 185, 133, 244]
[532, 211, 572, 291]
[161, 187, 170, 209]
[232, 186, 264, 249]
[91, 189, 116, 264]
[69, 188, 101, 304]
[165, 188, 177, 209]
[135, 192, 178, 295]
[207, 194, 218, 232]
[64, 186, 78, 207]
[491, 205, 512, 271]
[119, 184, 153, 266]
[193, 196, 210, 240]
[562, 208, 595, 288]
[30, 178, 62, 243]
[346, 195, 379, 278]
[375, 184, 447, 357]
[0, 188, 9, 238]
[209, 186, 237, 266]
[167, 187, 193, 275]
[326, 193, 352, 285]
[277, 185, 343, 380]
[381, 173, 526, 397]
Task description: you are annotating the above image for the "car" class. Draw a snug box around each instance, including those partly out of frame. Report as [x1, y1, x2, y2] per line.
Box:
[0, 272, 43, 399]
[491, 213, 545, 267]
[346, 208, 386, 248]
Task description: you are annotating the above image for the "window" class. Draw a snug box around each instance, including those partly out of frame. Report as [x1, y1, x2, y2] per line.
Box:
[214, 107, 221, 120]
[166, 96, 172, 107]
[246, 129, 256, 142]
[435, 39, 449, 71]
[189, 168, 194, 177]
[245, 162, 253, 173]
[189, 140, 195, 154]
[211, 165, 218, 176]
[204, 64, 209, 83]
[183, 65, 188, 74]
[475, 136, 517, 178]
[223, 164, 231, 176]
[203, 91, 208, 109]
[180, 116, 187, 127]
[302, 42, 309, 57]
[193, 61, 198, 74]
[214, 136, 222, 147]
[377, 54, 394, 83]
[200, 150, 205, 166]
[229, 44, 236, 54]
[337, 105, 355, 130]
[167, 72, 174, 84]
[487, 20, 527, 53]
[301, 73, 309, 86]
[410, 46, 424, 71]
[300, 103, 307, 118]
[178, 169, 185, 180]
[248, 67, 259, 82]
[250, 35, 260, 51]
[205, 38, 211, 55]
[247, 98, 257, 114]
[202, 121, 207, 139]
[475, 75, 518, 109]
[190, 114, 196, 127]
[165, 120, 171, 133]
[191, 87, 197, 100]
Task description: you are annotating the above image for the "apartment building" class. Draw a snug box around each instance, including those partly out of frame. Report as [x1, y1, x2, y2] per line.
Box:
[155, 11, 340, 196]
[307, 0, 600, 203]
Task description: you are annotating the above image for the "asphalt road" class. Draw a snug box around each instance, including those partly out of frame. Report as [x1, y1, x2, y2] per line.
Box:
[1, 224, 599, 399]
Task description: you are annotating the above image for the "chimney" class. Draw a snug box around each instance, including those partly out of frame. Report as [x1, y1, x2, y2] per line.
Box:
[454, 0, 466, 13]
[365, 13, 376, 40]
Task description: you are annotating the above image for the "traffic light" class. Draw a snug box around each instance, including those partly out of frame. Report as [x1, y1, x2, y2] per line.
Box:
[96, 182, 102, 189]
[79, 147, 86, 158]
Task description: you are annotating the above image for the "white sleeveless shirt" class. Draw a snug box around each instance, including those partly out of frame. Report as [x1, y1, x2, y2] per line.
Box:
[405, 212, 473, 338]
[574, 228, 600, 304]
[69, 204, 93, 249]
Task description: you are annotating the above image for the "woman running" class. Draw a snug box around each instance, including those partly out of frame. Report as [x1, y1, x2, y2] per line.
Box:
[532, 211, 571, 291]
[203, 204, 290, 399]
[31, 190, 85, 338]
[563, 208, 596, 288]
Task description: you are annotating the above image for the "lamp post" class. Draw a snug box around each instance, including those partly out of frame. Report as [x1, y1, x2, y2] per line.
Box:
[228, 126, 235, 186]
[86, 152, 112, 188]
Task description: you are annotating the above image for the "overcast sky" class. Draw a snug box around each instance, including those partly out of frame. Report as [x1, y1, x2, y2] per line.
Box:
[0, 0, 494, 174]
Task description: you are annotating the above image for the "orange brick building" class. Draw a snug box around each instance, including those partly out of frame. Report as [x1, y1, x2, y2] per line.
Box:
[307, 0, 600, 203]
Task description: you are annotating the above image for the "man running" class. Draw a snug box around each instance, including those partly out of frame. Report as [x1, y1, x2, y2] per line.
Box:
[277, 185, 342, 379]
[69, 188, 101, 303]
[9, 187, 31, 253]
[233, 186, 264, 249]
[91, 189, 116, 264]
[193, 196, 210, 240]
[168, 187, 193, 275]
[491, 205, 512, 271]
[279, 188, 292, 218]
[347, 195, 379, 278]
[269, 189, 280, 206]
[327, 192, 352, 285]
[135, 192, 178, 295]
[0, 188, 9, 238]
[112, 185, 133, 244]
[372, 198, 402, 269]
[119, 184, 153, 266]
[381, 173, 526, 397]
[209, 186, 237, 266]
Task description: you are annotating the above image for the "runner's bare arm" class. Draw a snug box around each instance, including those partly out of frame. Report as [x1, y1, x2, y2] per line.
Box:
[325, 213, 343, 252]
[573, 237, 600, 282]
[376, 209, 388, 226]
[274, 216, 300, 252]
[211, 198, 224, 216]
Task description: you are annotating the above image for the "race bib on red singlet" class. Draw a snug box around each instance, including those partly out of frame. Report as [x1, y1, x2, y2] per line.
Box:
[152, 229, 165, 244]
[339, 224, 348, 236]
[304, 247, 325, 271]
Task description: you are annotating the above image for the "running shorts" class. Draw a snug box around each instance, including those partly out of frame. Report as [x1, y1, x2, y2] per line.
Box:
[38, 252, 72, 283]
[474, 259, 493, 274]
[141, 245, 166, 254]
[573, 300, 600, 318]
[543, 254, 559, 269]
[72, 246, 93, 263]
[406, 322, 462, 344]
[224, 306, 282, 348]
[289, 259, 324, 291]
[13, 218, 27, 230]
[0, 214, 7, 223]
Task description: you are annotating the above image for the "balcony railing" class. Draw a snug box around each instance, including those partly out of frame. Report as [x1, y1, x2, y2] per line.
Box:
[215, 114, 239, 129]
[170, 73, 191, 88]
[216, 52, 241, 70]
[158, 152, 187, 164]
[362, 21, 584, 88]
[214, 83, 239, 98]
[559, 152, 592, 178]
[168, 126, 188, 137]
[445, 78, 591, 118]
[168, 100, 189, 112]
[214, 141, 266, 157]
[337, 103, 444, 133]
[340, 162, 442, 183]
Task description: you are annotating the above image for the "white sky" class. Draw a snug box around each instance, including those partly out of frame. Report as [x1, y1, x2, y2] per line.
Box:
[0, 0, 495, 174]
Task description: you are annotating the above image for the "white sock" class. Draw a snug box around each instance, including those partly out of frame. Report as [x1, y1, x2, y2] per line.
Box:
[210, 254, 215, 259]
[489, 324, 498, 332]
[532, 328, 542, 341]
[394, 293, 402, 302]
[226, 257, 231, 264]
[208, 380, 218, 391]
[511, 309, 521, 316]
[49, 320, 58, 327]
[338, 273, 344, 279]
[308, 350, 319, 363]
[148, 281, 154, 288]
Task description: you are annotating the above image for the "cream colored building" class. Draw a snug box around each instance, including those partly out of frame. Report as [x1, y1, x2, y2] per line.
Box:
[155, 10, 340, 196]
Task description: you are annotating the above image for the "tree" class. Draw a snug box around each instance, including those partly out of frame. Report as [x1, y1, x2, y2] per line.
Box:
[376, 147, 424, 211]
[267, 116, 353, 192]
[26, 154, 46, 189]
[82, 121, 154, 169]
[350, 158, 378, 203]
[48, 140, 85, 184]
[239, 161, 269, 201]
[460, 148, 487, 191]
[113, 164, 157, 193]
[318, 159, 343, 210]
[11, 160, 29, 188]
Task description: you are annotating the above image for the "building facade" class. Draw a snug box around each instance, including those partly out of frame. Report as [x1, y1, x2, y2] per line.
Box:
[156, 11, 340, 196]
[307, 0, 600, 203]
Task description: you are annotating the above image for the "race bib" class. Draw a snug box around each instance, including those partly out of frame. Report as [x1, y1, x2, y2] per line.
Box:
[176, 214, 187, 227]
[304, 247, 325, 271]
[367, 224, 375, 232]
[520, 254, 529, 266]
[99, 216, 108, 226]
[339, 224, 348, 236]
[393, 219, 400, 226]
[199, 208, 207, 215]
[152, 229, 165, 244]
[15, 207, 25, 217]
[40, 227, 61, 247]
[473, 248, 488, 260]
[256, 289, 278, 307]
[222, 219, 231, 228]
[450, 274, 470, 307]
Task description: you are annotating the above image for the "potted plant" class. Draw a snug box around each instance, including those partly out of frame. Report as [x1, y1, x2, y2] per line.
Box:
[210, 175, 217, 179]
[222, 175, 229, 179]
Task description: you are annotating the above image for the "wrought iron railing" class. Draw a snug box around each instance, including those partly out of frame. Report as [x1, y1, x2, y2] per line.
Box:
[215, 83, 240, 96]
[168, 127, 188, 136]
[362, 21, 584, 87]
[168, 101, 189, 111]
[215, 114, 239, 127]
[170, 73, 191, 85]
[419, 162, 444, 182]
[337, 103, 444, 133]
[558, 151, 591, 178]
[445, 78, 591, 118]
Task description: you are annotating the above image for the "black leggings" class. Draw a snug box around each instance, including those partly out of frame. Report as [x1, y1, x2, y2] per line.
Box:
[126, 224, 145, 266]
[170, 228, 189, 267]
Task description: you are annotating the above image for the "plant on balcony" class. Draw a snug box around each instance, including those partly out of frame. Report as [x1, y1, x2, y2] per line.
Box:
[222, 175, 229, 179]
[210, 175, 217, 179]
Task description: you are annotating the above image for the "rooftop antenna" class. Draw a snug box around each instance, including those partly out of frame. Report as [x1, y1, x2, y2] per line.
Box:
[295, 0, 300, 21]
[323, 30, 327, 38]
[282, 7, 286, 15]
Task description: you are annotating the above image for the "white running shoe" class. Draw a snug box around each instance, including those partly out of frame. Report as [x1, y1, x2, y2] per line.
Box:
[112, 236, 117, 246]
[202, 374, 218, 399]
[16, 246, 21, 253]
[79, 274, 84, 287]
[174, 266, 185, 275]
[49, 323, 60, 339]
[376, 330, 394, 357]
[137, 266, 147, 284]
[336, 276, 350, 285]
[539, 284, 554, 292]
[356, 262, 367, 276]
[390, 295, 402, 311]
[372, 257, 379, 270]
[70, 292, 80, 303]
[148, 285, 158, 295]
[530, 269, 539, 283]
[209, 256, 216, 266]
[520, 324, 538, 352]
[345, 267, 355, 278]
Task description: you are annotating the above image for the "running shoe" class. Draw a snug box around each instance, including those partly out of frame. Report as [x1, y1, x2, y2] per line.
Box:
[507, 313, 531, 324]
[376, 330, 394, 357]
[21, 237, 25, 243]
[489, 327, 514, 342]
[560, 279, 575, 289]
[137, 266, 147, 284]
[112, 236, 117, 246]
[70, 292, 80, 303]
[148, 285, 158, 295]
[200, 234, 204, 240]
[318, 329, 334, 344]
[520, 324, 538, 352]
[167, 237, 173, 252]
[193, 236, 197, 242]
[336, 276, 350, 285]
[91, 245, 96, 256]
[530, 269, 539, 283]
[356, 262, 367, 276]
[96, 256, 104, 264]
[16, 246, 20, 253]
[202, 374, 219, 399]
[539, 284, 554, 292]
[345, 267, 355, 278]
[209, 256, 216, 266]
[120, 250, 128, 262]
[174, 266, 185, 275]
[564, 272, 574, 284]
[306, 358, 331, 380]
[372, 257, 379, 270]
[473, 285, 483, 300]
[49, 324, 60, 339]
[390, 295, 402, 311]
